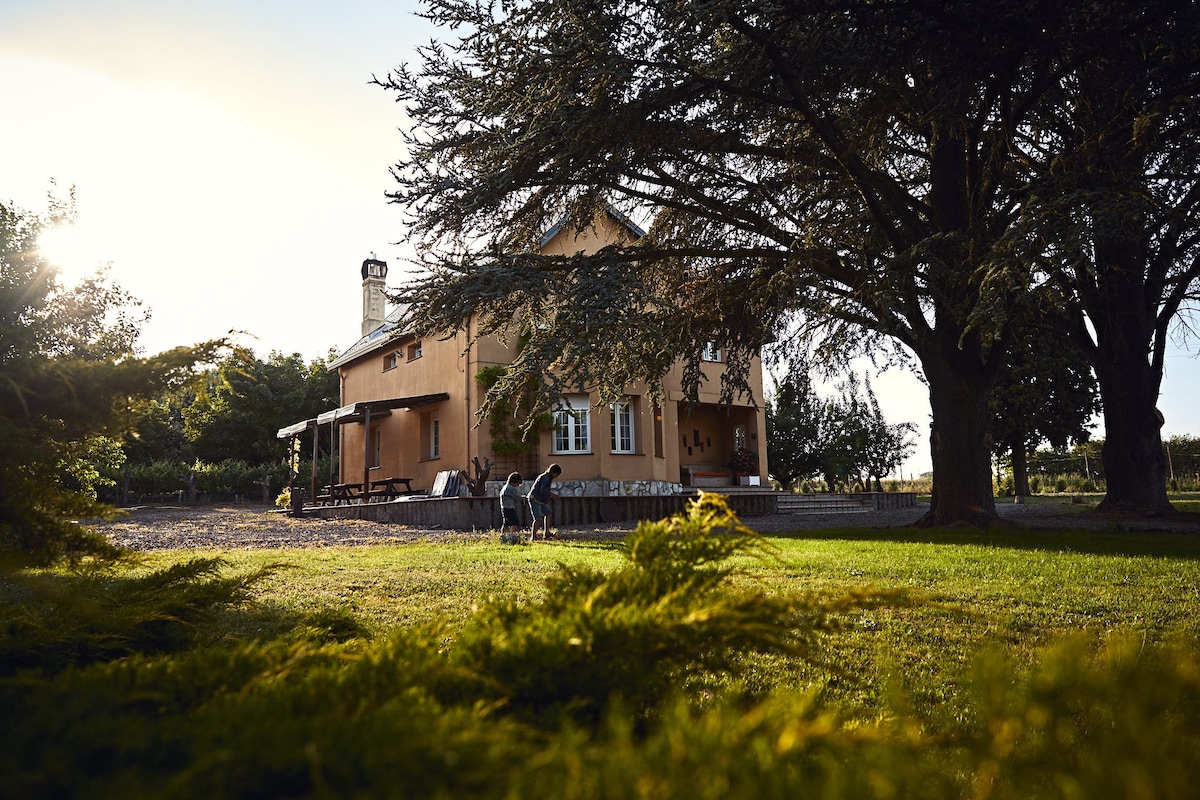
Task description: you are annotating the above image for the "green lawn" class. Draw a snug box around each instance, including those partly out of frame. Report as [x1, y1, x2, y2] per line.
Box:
[8, 505, 1200, 797]
[133, 517, 1200, 715]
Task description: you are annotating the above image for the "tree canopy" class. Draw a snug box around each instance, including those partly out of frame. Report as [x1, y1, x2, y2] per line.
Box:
[768, 367, 915, 492]
[183, 348, 340, 466]
[1, 197, 222, 565]
[382, 0, 1198, 524]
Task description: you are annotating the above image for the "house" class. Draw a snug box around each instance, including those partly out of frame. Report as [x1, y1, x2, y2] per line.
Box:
[323, 212, 768, 498]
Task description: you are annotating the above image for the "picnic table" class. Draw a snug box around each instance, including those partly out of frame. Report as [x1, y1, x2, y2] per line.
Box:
[329, 483, 363, 504]
[369, 477, 415, 501]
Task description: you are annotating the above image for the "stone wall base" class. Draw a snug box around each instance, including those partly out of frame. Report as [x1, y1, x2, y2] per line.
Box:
[482, 479, 682, 498]
[306, 490, 778, 531]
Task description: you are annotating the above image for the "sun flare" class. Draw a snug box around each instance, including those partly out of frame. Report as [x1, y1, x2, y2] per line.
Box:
[37, 223, 112, 287]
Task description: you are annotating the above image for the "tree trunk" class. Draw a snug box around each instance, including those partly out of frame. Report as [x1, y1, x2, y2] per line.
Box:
[1081, 173, 1173, 514]
[1009, 434, 1031, 501]
[918, 341, 999, 527]
[1093, 350, 1170, 512]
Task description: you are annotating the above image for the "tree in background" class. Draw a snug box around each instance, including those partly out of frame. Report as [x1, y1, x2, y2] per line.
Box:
[850, 375, 918, 492]
[182, 348, 340, 467]
[1015, 2, 1200, 511]
[990, 313, 1100, 500]
[767, 367, 915, 492]
[1, 197, 222, 564]
[765, 367, 824, 492]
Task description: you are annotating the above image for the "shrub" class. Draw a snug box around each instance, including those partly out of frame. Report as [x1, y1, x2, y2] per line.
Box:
[1029, 475, 1042, 494]
[0, 558, 277, 676]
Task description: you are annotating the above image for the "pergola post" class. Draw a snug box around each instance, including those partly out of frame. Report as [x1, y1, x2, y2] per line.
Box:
[310, 423, 319, 507]
[361, 406, 372, 503]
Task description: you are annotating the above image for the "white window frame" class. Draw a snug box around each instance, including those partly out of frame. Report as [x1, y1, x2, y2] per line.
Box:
[553, 395, 591, 454]
[431, 417, 440, 459]
[610, 399, 635, 454]
[701, 342, 722, 362]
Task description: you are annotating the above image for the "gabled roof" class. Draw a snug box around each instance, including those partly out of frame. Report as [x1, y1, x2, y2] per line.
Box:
[538, 202, 646, 249]
[328, 305, 409, 371]
[330, 204, 646, 370]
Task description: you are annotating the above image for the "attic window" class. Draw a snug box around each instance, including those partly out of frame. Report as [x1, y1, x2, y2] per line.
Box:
[383, 351, 398, 371]
[407, 340, 423, 361]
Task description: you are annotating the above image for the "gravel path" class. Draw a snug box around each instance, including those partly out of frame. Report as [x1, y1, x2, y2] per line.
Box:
[86, 500, 1200, 553]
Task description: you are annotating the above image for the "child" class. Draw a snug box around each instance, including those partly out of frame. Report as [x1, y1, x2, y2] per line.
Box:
[499, 472, 525, 544]
[528, 463, 562, 541]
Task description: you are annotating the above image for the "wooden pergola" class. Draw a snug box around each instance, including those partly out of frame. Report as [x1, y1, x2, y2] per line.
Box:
[276, 392, 449, 509]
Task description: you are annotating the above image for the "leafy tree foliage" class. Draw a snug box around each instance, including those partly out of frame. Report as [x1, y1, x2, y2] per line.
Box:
[989, 315, 1100, 498]
[381, 0, 1197, 525]
[182, 348, 340, 466]
[1021, 2, 1200, 512]
[765, 368, 824, 492]
[768, 368, 915, 492]
[1, 197, 221, 565]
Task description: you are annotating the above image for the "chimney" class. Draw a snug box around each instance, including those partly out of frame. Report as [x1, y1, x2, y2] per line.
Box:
[361, 256, 388, 337]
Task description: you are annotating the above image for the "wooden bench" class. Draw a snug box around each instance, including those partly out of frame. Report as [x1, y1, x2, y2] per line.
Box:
[369, 477, 415, 501]
[681, 465, 732, 488]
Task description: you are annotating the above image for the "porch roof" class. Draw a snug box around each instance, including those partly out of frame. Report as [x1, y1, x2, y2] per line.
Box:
[275, 392, 450, 439]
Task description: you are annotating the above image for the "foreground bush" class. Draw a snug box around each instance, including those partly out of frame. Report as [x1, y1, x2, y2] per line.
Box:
[3, 496, 1199, 797]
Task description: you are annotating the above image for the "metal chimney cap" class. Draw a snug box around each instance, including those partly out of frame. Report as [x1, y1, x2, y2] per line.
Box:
[361, 257, 388, 280]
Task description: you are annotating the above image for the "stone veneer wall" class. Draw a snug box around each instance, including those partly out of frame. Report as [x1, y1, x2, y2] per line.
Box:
[483, 479, 683, 498]
[308, 490, 779, 530]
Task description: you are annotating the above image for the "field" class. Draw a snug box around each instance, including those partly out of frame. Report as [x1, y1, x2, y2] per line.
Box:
[5, 496, 1200, 797]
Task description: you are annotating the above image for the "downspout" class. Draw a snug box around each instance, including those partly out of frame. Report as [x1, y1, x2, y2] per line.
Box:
[464, 318, 472, 477]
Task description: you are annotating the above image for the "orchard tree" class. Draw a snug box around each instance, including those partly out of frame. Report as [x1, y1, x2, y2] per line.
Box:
[1, 197, 221, 564]
[380, 0, 1169, 525]
[851, 376, 918, 492]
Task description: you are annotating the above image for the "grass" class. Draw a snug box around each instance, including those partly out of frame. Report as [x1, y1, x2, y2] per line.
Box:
[7, 498, 1200, 797]
[124, 513, 1200, 717]
[132, 539, 628, 637]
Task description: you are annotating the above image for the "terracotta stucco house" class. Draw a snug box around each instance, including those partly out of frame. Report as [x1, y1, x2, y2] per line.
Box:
[326, 212, 769, 498]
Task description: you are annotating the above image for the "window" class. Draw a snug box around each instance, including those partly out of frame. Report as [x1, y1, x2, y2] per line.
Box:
[734, 425, 747, 451]
[371, 429, 381, 468]
[652, 403, 664, 458]
[553, 395, 590, 454]
[610, 399, 635, 454]
[420, 411, 441, 460]
[407, 340, 423, 361]
[701, 342, 722, 362]
[383, 351, 398, 371]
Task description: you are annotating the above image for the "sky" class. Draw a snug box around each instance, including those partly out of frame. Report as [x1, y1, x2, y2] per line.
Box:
[2, 0, 1197, 478]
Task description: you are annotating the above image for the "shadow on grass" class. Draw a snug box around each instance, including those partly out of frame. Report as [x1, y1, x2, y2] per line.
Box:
[761, 521, 1200, 561]
[0, 560, 355, 677]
